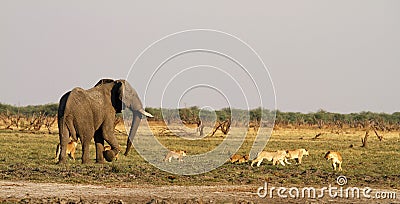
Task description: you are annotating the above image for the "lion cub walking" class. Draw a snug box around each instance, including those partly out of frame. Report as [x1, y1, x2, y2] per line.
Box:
[164, 150, 187, 162]
[251, 150, 287, 167]
[324, 151, 343, 171]
[54, 141, 78, 162]
[285, 149, 309, 164]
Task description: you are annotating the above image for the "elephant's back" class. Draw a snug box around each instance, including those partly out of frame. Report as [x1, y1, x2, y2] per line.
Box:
[65, 88, 93, 115]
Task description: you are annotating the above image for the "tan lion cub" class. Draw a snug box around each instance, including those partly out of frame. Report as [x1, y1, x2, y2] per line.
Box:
[324, 151, 343, 171]
[285, 149, 309, 164]
[54, 141, 78, 162]
[104, 146, 119, 161]
[251, 150, 287, 167]
[164, 150, 187, 162]
[230, 154, 250, 164]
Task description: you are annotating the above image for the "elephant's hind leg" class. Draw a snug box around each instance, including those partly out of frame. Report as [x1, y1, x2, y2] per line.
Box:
[94, 129, 105, 164]
[81, 141, 91, 164]
[80, 130, 94, 164]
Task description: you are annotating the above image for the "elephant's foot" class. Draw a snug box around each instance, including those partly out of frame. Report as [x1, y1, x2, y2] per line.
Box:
[81, 158, 92, 164]
[103, 150, 116, 162]
[56, 160, 66, 165]
[95, 160, 105, 164]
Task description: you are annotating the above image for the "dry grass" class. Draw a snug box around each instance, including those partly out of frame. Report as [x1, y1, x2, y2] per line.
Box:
[0, 121, 399, 189]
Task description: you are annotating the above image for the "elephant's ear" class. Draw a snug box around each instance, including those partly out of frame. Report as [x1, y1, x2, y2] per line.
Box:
[111, 81, 123, 113]
[116, 80, 125, 101]
[116, 80, 146, 112]
[94, 79, 115, 87]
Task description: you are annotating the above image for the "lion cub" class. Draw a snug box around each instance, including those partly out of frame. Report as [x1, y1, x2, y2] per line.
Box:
[54, 141, 78, 162]
[324, 151, 343, 171]
[230, 154, 250, 164]
[285, 149, 309, 164]
[164, 150, 187, 162]
[104, 146, 119, 161]
[251, 150, 287, 167]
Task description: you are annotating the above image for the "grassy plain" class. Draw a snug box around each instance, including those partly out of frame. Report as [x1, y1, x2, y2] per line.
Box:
[0, 121, 399, 190]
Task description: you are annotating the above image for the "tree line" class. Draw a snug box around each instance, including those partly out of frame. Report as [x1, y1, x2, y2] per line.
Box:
[1, 102, 399, 131]
[0, 103, 58, 132]
[0, 103, 58, 116]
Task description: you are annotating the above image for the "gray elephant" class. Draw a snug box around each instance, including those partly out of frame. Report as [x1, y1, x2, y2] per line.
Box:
[57, 79, 153, 164]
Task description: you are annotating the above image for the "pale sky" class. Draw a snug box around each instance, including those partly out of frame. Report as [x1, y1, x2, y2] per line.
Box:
[1, 1, 399, 113]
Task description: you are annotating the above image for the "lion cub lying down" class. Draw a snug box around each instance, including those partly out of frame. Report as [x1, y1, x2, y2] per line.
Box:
[54, 141, 78, 162]
[230, 154, 250, 164]
[285, 149, 309, 164]
[251, 150, 287, 167]
[164, 150, 187, 162]
[324, 151, 343, 171]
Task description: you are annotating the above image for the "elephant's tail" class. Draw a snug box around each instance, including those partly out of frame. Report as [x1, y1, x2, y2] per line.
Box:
[54, 143, 61, 162]
[58, 115, 68, 139]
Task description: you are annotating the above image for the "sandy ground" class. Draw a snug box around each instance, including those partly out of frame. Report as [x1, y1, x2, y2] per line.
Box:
[1, 180, 399, 204]
[0, 180, 258, 203]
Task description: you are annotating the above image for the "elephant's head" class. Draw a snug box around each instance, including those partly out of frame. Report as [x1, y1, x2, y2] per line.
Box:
[95, 79, 153, 159]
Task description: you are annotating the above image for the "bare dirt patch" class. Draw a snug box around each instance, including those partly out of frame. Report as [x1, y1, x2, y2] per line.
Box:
[0, 180, 258, 203]
[2, 180, 399, 204]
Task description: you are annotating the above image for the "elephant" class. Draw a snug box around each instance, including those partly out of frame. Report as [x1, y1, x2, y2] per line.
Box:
[57, 79, 153, 164]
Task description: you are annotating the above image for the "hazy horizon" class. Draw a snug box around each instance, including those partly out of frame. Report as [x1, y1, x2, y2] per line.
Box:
[1, 101, 398, 115]
[1, 1, 399, 114]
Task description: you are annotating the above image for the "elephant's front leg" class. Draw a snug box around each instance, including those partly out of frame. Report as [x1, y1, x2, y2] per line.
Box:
[102, 120, 120, 162]
[94, 129, 105, 163]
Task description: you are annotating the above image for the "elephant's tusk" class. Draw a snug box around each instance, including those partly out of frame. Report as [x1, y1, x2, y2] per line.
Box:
[139, 109, 154, 118]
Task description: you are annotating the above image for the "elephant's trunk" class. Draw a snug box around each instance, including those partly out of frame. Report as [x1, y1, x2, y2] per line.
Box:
[124, 111, 142, 156]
